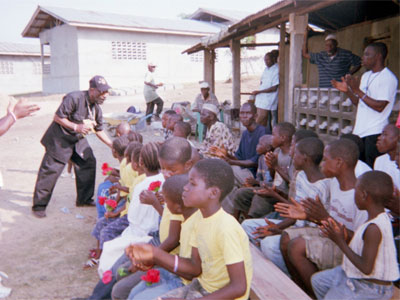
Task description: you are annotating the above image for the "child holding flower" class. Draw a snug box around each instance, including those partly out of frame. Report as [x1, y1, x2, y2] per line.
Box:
[98, 142, 165, 276]
[88, 143, 145, 267]
[95, 136, 129, 218]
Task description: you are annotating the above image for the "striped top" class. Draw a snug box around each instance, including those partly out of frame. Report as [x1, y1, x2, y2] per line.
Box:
[310, 48, 361, 88]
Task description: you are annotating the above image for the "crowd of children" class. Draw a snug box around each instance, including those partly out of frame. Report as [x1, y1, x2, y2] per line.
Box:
[80, 101, 399, 300]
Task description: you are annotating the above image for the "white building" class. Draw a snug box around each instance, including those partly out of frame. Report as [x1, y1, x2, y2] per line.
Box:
[0, 42, 50, 95]
[22, 6, 279, 94]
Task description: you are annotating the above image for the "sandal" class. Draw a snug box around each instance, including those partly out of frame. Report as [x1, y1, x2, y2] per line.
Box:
[83, 258, 99, 269]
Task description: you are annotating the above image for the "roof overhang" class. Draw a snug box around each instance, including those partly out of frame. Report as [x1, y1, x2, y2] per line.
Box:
[183, 0, 400, 54]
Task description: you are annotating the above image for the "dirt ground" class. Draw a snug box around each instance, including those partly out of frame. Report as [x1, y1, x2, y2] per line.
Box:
[0, 77, 259, 299]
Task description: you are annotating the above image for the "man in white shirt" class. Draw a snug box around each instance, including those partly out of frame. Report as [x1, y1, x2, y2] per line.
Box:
[252, 52, 279, 131]
[374, 123, 400, 190]
[144, 62, 164, 125]
[332, 42, 398, 167]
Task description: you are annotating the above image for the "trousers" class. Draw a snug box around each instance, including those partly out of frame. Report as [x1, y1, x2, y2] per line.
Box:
[32, 149, 96, 211]
[145, 97, 164, 123]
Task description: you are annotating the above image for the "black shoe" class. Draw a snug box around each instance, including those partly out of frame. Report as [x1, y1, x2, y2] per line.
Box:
[32, 210, 46, 218]
[76, 200, 95, 207]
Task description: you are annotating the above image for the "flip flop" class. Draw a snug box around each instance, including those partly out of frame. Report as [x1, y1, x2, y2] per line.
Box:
[83, 258, 99, 269]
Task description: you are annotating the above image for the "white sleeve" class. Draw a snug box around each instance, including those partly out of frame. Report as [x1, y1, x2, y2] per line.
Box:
[271, 66, 279, 86]
[372, 71, 398, 102]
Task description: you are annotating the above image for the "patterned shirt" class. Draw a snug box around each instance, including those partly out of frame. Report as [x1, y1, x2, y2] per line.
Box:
[201, 121, 236, 157]
[310, 48, 361, 88]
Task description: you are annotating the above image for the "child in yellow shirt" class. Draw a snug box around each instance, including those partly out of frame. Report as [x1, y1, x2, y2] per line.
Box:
[129, 159, 253, 300]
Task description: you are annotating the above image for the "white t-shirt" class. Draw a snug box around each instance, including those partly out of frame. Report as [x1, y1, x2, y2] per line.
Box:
[374, 154, 400, 189]
[255, 63, 279, 110]
[328, 178, 368, 231]
[353, 67, 398, 137]
[143, 71, 159, 103]
[294, 171, 331, 227]
[355, 160, 372, 178]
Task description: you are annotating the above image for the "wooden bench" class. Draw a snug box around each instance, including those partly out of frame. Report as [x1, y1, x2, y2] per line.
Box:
[250, 243, 311, 300]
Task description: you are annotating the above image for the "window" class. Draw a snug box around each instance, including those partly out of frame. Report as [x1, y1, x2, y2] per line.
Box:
[33, 62, 42, 75]
[190, 52, 203, 63]
[0, 60, 13, 74]
[111, 41, 147, 60]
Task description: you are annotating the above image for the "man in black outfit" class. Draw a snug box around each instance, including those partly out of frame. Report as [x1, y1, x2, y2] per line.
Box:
[32, 75, 113, 218]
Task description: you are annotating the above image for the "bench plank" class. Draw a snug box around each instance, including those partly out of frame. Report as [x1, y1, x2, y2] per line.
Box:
[250, 243, 311, 300]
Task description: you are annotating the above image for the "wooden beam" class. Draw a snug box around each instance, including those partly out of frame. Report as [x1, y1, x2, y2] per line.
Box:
[278, 22, 286, 122]
[230, 39, 241, 109]
[203, 49, 215, 94]
[287, 13, 308, 123]
[241, 42, 280, 48]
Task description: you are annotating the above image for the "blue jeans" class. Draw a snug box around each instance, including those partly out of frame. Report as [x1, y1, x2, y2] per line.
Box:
[128, 268, 184, 300]
[241, 218, 289, 275]
[312, 266, 394, 300]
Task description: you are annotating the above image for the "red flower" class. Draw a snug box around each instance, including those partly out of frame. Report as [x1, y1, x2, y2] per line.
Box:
[98, 196, 107, 206]
[141, 269, 160, 286]
[148, 181, 162, 193]
[101, 163, 113, 176]
[102, 270, 112, 284]
[105, 199, 117, 211]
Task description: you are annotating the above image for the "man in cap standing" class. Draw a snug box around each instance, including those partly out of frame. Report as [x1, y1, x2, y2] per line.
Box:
[191, 81, 219, 113]
[144, 62, 164, 125]
[303, 31, 361, 87]
[32, 75, 113, 218]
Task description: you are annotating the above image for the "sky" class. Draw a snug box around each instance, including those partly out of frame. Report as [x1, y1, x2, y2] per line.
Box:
[0, 0, 280, 44]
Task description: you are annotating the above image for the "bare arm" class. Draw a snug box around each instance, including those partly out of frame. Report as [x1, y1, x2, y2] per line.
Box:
[153, 246, 202, 280]
[96, 130, 113, 148]
[158, 220, 181, 253]
[349, 65, 361, 75]
[253, 84, 279, 95]
[0, 113, 16, 136]
[0, 99, 40, 136]
[322, 220, 381, 275]
[346, 74, 389, 112]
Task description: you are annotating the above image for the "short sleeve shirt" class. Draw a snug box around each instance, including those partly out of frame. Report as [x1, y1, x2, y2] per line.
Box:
[353, 67, 398, 137]
[202, 121, 236, 157]
[143, 71, 159, 103]
[255, 64, 279, 110]
[235, 125, 267, 177]
[190, 209, 253, 299]
[41, 90, 104, 163]
[310, 48, 361, 88]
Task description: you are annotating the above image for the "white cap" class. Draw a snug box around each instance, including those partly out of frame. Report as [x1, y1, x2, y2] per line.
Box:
[325, 34, 337, 41]
[202, 103, 219, 116]
[199, 81, 210, 89]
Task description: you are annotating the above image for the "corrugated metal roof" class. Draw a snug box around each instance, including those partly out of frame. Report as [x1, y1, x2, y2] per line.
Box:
[188, 8, 252, 24]
[0, 42, 50, 56]
[22, 6, 222, 38]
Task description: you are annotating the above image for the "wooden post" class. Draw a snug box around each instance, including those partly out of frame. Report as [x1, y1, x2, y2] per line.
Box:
[203, 49, 215, 93]
[278, 22, 286, 122]
[287, 13, 308, 123]
[231, 39, 241, 109]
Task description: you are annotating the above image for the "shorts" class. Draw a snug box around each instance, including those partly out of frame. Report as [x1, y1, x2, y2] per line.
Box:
[284, 227, 343, 270]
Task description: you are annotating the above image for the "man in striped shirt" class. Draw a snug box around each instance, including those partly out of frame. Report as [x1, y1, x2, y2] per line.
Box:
[303, 32, 361, 88]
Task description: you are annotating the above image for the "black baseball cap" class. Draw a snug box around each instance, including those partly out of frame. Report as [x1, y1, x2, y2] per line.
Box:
[89, 75, 111, 93]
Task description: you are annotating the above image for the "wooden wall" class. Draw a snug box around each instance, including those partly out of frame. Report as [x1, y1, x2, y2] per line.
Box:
[304, 15, 399, 87]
